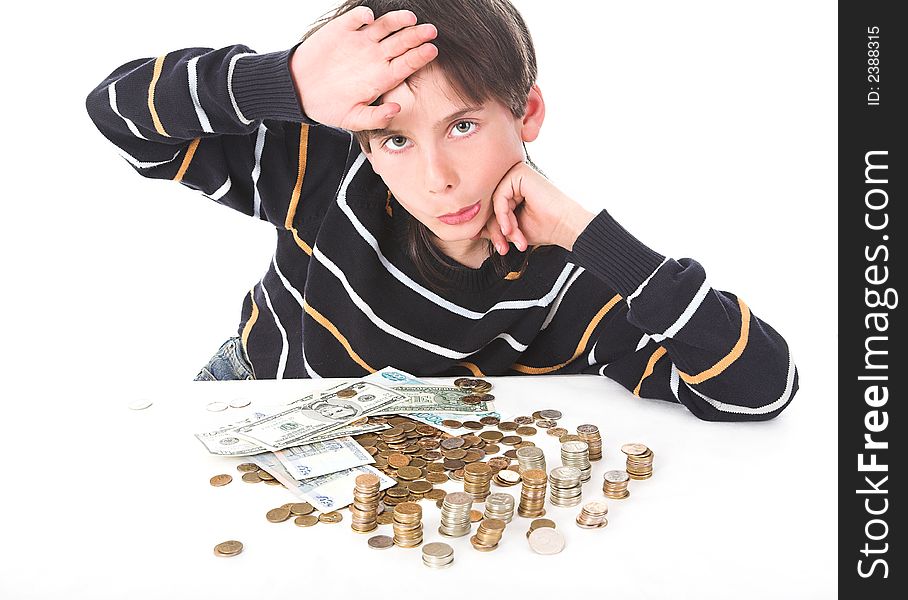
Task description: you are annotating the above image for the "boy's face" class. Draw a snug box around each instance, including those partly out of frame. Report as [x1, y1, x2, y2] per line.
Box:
[364, 65, 541, 246]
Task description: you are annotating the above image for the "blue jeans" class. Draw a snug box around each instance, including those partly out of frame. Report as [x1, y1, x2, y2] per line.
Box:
[193, 336, 256, 381]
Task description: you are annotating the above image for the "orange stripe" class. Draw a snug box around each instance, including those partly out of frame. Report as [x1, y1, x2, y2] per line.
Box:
[679, 297, 751, 384]
[303, 299, 375, 373]
[148, 55, 170, 137]
[456, 361, 485, 377]
[240, 288, 259, 350]
[173, 138, 200, 182]
[285, 124, 313, 255]
[511, 293, 623, 374]
[634, 346, 668, 396]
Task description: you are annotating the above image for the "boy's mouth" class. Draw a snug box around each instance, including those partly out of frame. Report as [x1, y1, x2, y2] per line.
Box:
[438, 200, 481, 225]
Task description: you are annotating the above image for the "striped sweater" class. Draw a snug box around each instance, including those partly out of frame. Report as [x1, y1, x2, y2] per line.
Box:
[85, 43, 799, 421]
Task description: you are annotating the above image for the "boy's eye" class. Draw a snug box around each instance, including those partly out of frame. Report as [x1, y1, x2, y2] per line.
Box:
[383, 135, 409, 151]
[452, 121, 476, 136]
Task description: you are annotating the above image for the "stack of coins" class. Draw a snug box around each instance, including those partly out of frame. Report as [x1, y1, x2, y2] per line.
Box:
[622, 443, 655, 479]
[422, 542, 454, 568]
[517, 469, 548, 518]
[463, 462, 492, 501]
[470, 518, 506, 551]
[602, 470, 631, 499]
[492, 468, 522, 487]
[438, 491, 473, 538]
[526, 518, 556, 538]
[516, 446, 546, 473]
[560, 441, 592, 482]
[576, 424, 603, 460]
[392, 502, 423, 548]
[350, 473, 381, 533]
[548, 466, 583, 507]
[576, 500, 609, 529]
[380, 426, 408, 453]
[213, 540, 243, 557]
[484, 492, 515, 523]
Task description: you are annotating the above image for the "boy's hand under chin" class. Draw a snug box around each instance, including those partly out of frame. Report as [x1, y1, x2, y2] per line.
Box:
[474, 162, 596, 254]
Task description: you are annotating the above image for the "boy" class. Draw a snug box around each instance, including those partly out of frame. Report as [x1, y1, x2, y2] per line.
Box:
[85, 0, 798, 421]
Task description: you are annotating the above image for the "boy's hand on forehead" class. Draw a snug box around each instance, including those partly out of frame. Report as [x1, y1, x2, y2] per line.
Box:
[291, 7, 438, 131]
[474, 162, 596, 255]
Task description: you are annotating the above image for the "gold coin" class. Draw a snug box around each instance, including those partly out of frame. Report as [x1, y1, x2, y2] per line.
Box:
[547, 427, 568, 437]
[441, 419, 463, 428]
[236, 463, 258, 473]
[622, 443, 649, 456]
[256, 470, 275, 481]
[515, 426, 537, 436]
[462, 421, 484, 430]
[408, 480, 434, 494]
[240, 472, 262, 484]
[387, 453, 411, 468]
[318, 511, 343, 523]
[470, 509, 483, 522]
[461, 394, 485, 405]
[376, 512, 394, 525]
[396, 466, 422, 480]
[479, 431, 504, 442]
[500, 435, 523, 446]
[294, 515, 319, 527]
[336, 387, 357, 398]
[266, 507, 291, 523]
[209, 474, 233, 487]
[214, 540, 243, 557]
[426, 473, 449, 484]
[426, 489, 447, 500]
[497, 422, 518, 431]
[289, 502, 314, 516]
[530, 518, 556, 530]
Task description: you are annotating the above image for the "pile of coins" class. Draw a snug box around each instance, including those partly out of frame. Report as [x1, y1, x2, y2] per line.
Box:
[392, 502, 423, 548]
[237, 462, 282, 486]
[438, 491, 473, 537]
[463, 462, 492, 501]
[422, 542, 454, 568]
[454, 377, 493, 396]
[471, 518, 506, 551]
[603, 470, 630, 499]
[516, 446, 546, 473]
[548, 466, 583, 507]
[561, 441, 592, 482]
[622, 443, 654, 479]
[576, 424, 603, 460]
[484, 492, 515, 523]
[576, 500, 609, 529]
[492, 467, 521, 487]
[527, 527, 565, 555]
[517, 469, 548, 517]
[350, 473, 381, 533]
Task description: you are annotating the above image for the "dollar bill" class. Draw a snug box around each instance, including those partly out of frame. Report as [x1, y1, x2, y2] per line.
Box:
[194, 412, 270, 456]
[407, 410, 502, 435]
[274, 436, 375, 480]
[233, 380, 405, 450]
[251, 453, 396, 510]
[374, 385, 495, 414]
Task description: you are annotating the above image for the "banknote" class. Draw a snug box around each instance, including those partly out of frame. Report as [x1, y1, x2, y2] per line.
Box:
[274, 436, 374, 480]
[374, 385, 496, 414]
[406, 410, 502, 435]
[194, 412, 270, 456]
[362, 366, 430, 387]
[251, 453, 396, 510]
[233, 381, 405, 450]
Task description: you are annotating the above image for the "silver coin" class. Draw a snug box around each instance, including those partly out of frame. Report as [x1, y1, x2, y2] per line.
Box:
[516, 446, 544, 458]
[441, 437, 466, 450]
[442, 492, 473, 506]
[539, 410, 562, 420]
[603, 470, 630, 483]
[228, 397, 251, 408]
[206, 401, 229, 412]
[422, 542, 454, 558]
[128, 399, 153, 410]
[582, 500, 609, 515]
[495, 470, 522, 484]
[550, 466, 582, 480]
[561, 441, 589, 453]
[528, 527, 566, 555]
[367, 535, 393, 549]
[576, 424, 599, 434]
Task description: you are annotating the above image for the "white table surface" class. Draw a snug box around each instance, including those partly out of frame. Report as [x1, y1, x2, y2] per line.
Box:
[0, 374, 835, 599]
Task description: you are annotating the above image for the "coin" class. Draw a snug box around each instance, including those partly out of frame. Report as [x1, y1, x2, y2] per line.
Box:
[289, 502, 315, 516]
[426, 473, 449, 484]
[408, 480, 433, 494]
[206, 401, 229, 412]
[228, 397, 251, 408]
[530, 518, 556, 530]
[462, 421, 483, 430]
[266, 507, 291, 523]
[470, 509, 483, 522]
[294, 515, 319, 527]
[515, 426, 537, 436]
[387, 453, 411, 468]
[236, 463, 258, 472]
[209, 474, 233, 487]
[240, 472, 262, 484]
[441, 437, 466, 450]
[500, 435, 523, 446]
[423, 541, 454, 558]
[453, 377, 473, 388]
[441, 419, 463, 428]
[336, 388, 357, 398]
[318, 511, 343, 523]
[497, 421, 518, 431]
[528, 527, 566, 554]
[396, 466, 423, 480]
[462, 394, 485, 405]
[539, 409, 562, 420]
[256, 470, 275, 481]
[621, 443, 648, 456]
[214, 540, 243, 557]
[535, 419, 557, 429]
[547, 427, 568, 437]
[513, 416, 534, 425]
[128, 399, 153, 410]
[368, 534, 393, 549]
[479, 416, 500, 425]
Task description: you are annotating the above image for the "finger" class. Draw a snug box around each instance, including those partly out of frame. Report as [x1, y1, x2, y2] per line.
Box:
[340, 6, 375, 30]
[487, 222, 509, 255]
[507, 222, 528, 252]
[347, 101, 401, 131]
[379, 23, 437, 60]
[492, 190, 512, 236]
[363, 9, 417, 41]
[388, 43, 438, 82]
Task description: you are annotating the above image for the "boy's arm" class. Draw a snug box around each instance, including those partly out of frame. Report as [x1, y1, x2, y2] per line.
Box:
[570, 209, 799, 422]
[85, 44, 351, 233]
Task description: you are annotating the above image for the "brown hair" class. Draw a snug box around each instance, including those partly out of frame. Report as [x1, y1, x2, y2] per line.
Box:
[300, 0, 542, 292]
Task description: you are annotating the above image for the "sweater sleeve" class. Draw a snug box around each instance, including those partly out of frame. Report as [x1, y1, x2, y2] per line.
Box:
[570, 209, 799, 422]
[85, 43, 352, 237]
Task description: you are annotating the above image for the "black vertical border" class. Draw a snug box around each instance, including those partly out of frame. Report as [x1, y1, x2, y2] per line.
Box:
[839, 0, 903, 595]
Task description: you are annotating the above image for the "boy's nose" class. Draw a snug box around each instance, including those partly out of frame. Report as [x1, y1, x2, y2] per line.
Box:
[424, 151, 459, 195]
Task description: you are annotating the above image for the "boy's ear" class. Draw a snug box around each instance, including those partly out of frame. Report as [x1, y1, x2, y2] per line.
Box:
[520, 83, 545, 143]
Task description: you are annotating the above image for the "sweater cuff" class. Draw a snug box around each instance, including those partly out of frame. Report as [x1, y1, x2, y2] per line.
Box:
[232, 45, 315, 124]
[570, 209, 667, 298]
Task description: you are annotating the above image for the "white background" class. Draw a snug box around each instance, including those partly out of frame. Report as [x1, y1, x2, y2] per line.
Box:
[0, 1, 836, 598]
